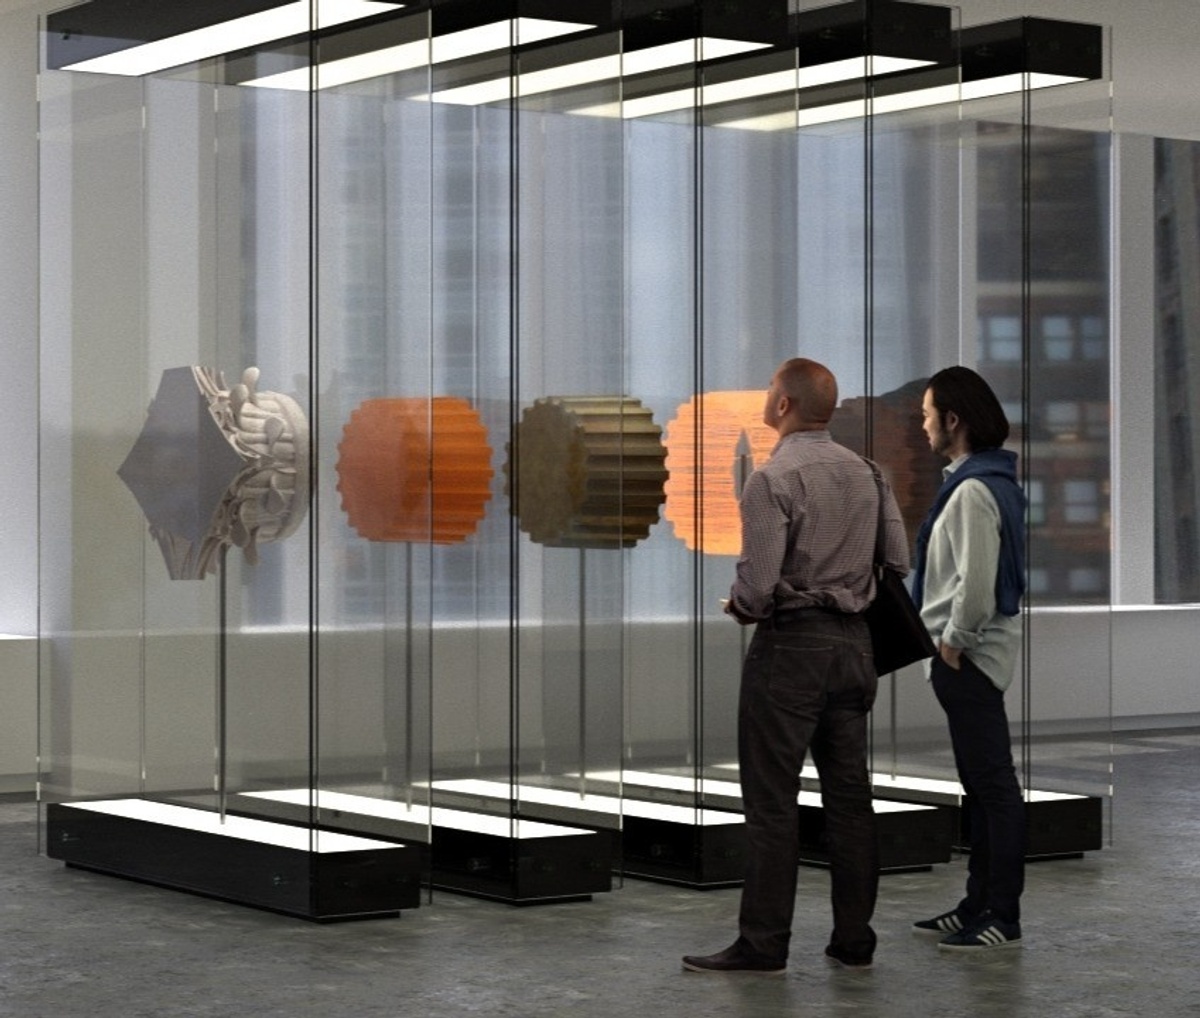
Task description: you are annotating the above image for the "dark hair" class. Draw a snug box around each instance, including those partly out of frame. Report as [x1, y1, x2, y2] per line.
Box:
[926, 366, 1010, 451]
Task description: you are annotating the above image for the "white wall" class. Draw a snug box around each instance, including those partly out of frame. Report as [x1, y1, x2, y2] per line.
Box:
[0, 0, 47, 637]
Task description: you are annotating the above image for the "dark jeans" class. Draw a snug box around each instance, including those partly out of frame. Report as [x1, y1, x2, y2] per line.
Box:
[930, 654, 1026, 923]
[737, 611, 879, 962]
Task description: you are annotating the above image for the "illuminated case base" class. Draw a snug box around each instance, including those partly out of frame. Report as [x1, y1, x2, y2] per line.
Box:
[429, 820, 613, 905]
[795, 798, 956, 873]
[621, 813, 745, 887]
[228, 787, 614, 905]
[972, 794, 1104, 859]
[618, 798, 955, 885]
[46, 801, 421, 921]
[863, 773, 1105, 858]
[613, 770, 956, 881]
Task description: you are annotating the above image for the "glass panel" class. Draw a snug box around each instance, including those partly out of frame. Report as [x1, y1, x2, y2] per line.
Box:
[698, 59, 822, 804]
[38, 64, 157, 808]
[216, 69, 317, 831]
[1154, 136, 1200, 603]
[511, 27, 627, 836]
[860, 21, 964, 796]
[867, 17, 1113, 864]
[623, 20, 705, 851]
[413, 11, 624, 897]
[937, 26, 1115, 846]
[308, 12, 435, 849]
[37, 5, 325, 850]
[426, 79, 512, 835]
[1022, 55, 1114, 821]
[38, 2, 426, 917]
[422, 86, 521, 862]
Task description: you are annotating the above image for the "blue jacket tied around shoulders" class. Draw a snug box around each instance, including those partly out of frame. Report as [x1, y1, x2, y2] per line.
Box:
[912, 449, 1026, 616]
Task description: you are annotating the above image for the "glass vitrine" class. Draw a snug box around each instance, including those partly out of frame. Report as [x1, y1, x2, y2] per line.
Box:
[869, 16, 1114, 860]
[36, 0, 1115, 922]
[421, 3, 624, 900]
[619, 0, 793, 885]
[36, 0, 437, 919]
[618, 0, 967, 882]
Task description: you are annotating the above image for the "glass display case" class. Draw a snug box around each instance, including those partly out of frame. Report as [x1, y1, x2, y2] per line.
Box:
[866, 16, 1113, 859]
[37, 0, 435, 918]
[36, 0, 1113, 918]
[420, 2, 625, 899]
[625, 0, 968, 880]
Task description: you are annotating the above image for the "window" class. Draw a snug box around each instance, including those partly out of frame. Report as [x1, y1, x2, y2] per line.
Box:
[1044, 400, 1081, 440]
[1026, 479, 1046, 525]
[1042, 315, 1075, 361]
[1062, 479, 1101, 524]
[1080, 316, 1107, 360]
[980, 314, 1022, 362]
[1068, 567, 1105, 594]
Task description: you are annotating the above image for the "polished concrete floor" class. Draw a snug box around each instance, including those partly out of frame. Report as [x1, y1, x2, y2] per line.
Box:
[1, 729, 1197, 1018]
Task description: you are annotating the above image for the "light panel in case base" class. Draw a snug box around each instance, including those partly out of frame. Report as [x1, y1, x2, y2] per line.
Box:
[429, 818, 612, 905]
[801, 767, 1105, 859]
[603, 770, 955, 873]
[238, 788, 613, 905]
[435, 772, 954, 884]
[430, 777, 746, 888]
[46, 800, 421, 921]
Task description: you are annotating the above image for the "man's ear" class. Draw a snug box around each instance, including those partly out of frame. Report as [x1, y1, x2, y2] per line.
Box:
[945, 410, 961, 433]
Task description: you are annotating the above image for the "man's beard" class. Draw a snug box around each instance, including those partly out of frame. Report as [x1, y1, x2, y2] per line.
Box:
[931, 419, 954, 457]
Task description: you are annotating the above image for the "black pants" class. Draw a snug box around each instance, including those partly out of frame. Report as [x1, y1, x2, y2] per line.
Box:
[736, 611, 879, 962]
[931, 654, 1026, 923]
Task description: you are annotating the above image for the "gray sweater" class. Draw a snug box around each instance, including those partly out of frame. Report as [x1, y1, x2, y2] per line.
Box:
[919, 459, 1022, 691]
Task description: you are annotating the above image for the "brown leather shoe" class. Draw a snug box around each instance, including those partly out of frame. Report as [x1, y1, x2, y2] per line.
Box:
[823, 943, 873, 969]
[682, 938, 786, 975]
[823, 928, 875, 969]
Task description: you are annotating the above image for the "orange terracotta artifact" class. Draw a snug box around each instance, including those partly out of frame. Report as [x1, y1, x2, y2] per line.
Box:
[337, 397, 493, 543]
[663, 391, 777, 556]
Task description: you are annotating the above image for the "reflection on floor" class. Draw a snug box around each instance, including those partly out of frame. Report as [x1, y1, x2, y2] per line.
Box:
[2, 729, 1197, 1017]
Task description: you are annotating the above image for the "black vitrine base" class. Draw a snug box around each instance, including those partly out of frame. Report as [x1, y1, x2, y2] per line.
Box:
[620, 808, 746, 888]
[969, 793, 1104, 859]
[796, 794, 956, 873]
[430, 811, 613, 904]
[866, 775, 1105, 859]
[46, 800, 421, 921]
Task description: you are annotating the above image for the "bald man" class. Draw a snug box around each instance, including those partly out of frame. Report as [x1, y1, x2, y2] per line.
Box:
[684, 358, 909, 975]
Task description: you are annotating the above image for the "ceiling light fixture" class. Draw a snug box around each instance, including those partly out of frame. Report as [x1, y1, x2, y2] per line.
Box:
[611, 0, 952, 120]
[241, 16, 597, 90]
[422, 0, 786, 107]
[46, 0, 405, 77]
[711, 15, 1103, 132]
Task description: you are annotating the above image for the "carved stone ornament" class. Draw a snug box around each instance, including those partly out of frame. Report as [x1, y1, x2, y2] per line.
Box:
[118, 366, 310, 580]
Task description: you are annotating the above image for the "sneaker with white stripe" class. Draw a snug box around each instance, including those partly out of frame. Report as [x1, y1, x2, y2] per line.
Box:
[937, 913, 1022, 951]
[912, 908, 976, 936]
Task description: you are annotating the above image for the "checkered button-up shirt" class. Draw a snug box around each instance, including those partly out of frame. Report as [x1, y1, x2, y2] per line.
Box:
[729, 430, 909, 620]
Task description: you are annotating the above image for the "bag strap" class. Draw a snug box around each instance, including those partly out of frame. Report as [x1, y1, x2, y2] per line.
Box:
[860, 456, 887, 568]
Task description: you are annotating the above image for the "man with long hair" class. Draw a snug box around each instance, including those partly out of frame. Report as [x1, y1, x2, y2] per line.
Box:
[913, 365, 1027, 951]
